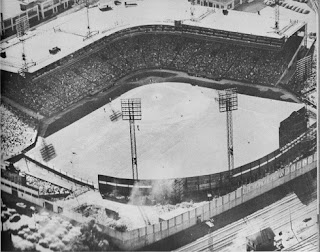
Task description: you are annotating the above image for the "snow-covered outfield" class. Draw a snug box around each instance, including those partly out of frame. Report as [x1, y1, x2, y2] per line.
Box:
[26, 82, 303, 182]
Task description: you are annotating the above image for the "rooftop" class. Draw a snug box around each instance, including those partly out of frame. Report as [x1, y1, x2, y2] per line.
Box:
[1, 0, 24, 20]
[0, 0, 316, 73]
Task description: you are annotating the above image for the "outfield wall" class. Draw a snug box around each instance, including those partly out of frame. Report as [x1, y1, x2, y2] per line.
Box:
[98, 124, 316, 201]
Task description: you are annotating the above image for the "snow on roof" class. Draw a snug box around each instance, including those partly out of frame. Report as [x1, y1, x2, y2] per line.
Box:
[183, 8, 304, 39]
[1, 0, 24, 20]
[0, 0, 316, 74]
[159, 207, 190, 221]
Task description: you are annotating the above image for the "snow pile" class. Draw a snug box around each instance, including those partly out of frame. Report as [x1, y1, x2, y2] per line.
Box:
[4, 214, 33, 234]
[2, 202, 113, 251]
[70, 219, 112, 251]
[153, 200, 198, 217]
[227, 231, 247, 251]
[12, 235, 36, 251]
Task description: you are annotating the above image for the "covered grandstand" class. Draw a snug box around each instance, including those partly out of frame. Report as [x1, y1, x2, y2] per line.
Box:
[1, 22, 309, 118]
[0, 1, 317, 250]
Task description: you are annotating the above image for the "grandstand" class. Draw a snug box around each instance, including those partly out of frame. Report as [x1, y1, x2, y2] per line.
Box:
[0, 1, 317, 251]
[1, 2, 313, 116]
[1, 25, 308, 118]
[1, 0, 316, 197]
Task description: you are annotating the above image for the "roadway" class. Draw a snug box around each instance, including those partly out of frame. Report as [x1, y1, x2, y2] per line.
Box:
[175, 174, 318, 252]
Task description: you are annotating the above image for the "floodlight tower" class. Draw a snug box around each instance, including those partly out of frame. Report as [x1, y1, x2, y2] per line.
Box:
[84, 0, 99, 41]
[218, 88, 238, 175]
[121, 98, 142, 181]
[190, 0, 196, 21]
[16, 16, 34, 74]
[274, 0, 280, 31]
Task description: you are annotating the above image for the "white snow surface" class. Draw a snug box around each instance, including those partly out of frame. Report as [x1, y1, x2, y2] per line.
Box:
[0, 0, 316, 73]
[26, 82, 303, 181]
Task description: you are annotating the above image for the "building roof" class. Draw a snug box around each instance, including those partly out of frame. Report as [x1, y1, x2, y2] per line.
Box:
[1, 0, 24, 20]
[183, 8, 304, 39]
[0, 0, 315, 73]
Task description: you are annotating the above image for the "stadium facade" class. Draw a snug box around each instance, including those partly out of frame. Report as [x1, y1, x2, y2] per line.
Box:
[1, 2, 317, 249]
[1, 6, 316, 203]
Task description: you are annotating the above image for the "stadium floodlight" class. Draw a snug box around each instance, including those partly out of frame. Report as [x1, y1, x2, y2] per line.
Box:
[218, 88, 238, 176]
[274, 0, 280, 31]
[16, 15, 33, 74]
[84, 0, 99, 41]
[190, 0, 196, 21]
[121, 98, 142, 181]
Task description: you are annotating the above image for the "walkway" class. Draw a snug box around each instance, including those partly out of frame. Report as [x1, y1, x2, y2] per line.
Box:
[1, 96, 45, 121]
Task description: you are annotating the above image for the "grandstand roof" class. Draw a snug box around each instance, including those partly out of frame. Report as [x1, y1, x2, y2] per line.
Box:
[182, 8, 305, 39]
[1, 0, 24, 20]
[0, 0, 315, 74]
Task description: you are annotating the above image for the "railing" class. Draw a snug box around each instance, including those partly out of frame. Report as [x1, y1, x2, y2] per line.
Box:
[23, 154, 96, 189]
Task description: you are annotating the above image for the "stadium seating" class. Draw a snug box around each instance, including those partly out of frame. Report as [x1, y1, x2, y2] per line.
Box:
[1, 31, 304, 118]
[26, 174, 70, 195]
[0, 103, 37, 159]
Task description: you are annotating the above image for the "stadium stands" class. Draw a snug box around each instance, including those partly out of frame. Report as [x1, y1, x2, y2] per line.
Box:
[26, 174, 70, 196]
[1, 30, 303, 118]
[0, 104, 37, 159]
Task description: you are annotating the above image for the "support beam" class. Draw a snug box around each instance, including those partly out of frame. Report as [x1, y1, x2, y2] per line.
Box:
[226, 108, 234, 174]
[129, 118, 138, 180]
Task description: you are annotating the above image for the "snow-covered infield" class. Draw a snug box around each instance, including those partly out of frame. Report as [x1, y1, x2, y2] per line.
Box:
[25, 82, 303, 183]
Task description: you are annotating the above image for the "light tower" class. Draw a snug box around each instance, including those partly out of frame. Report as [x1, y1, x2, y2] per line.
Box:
[121, 98, 142, 181]
[190, 0, 196, 21]
[16, 16, 35, 74]
[218, 88, 238, 175]
[274, 0, 280, 31]
[84, 0, 99, 41]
